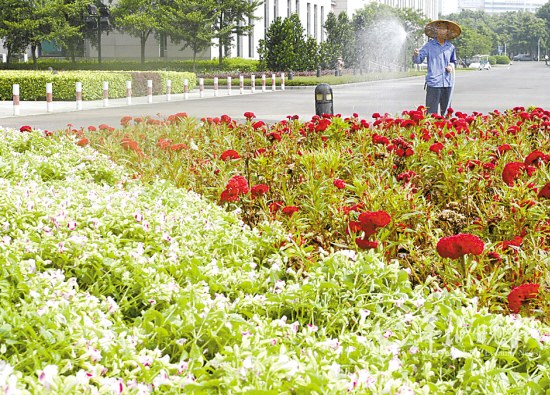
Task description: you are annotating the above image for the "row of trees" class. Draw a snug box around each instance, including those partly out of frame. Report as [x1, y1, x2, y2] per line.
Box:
[259, 3, 550, 72]
[0, 0, 260, 68]
[260, 4, 428, 72]
[1, 1, 550, 71]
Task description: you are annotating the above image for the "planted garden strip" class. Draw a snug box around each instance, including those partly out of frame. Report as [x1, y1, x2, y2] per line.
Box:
[0, 124, 547, 393]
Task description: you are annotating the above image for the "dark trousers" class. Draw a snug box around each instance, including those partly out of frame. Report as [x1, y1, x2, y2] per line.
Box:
[426, 86, 452, 115]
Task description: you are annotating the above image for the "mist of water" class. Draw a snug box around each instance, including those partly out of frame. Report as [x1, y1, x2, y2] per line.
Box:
[357, 17, 409, 73]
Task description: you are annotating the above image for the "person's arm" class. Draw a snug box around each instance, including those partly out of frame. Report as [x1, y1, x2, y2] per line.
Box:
[413, 45, 427, 64]
[445, 47, 457, 72]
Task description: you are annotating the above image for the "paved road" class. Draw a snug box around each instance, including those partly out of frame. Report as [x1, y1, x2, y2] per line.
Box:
[0, 61, 547, 131]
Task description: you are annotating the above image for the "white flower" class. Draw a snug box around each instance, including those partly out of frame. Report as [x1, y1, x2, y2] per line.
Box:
[409, 346, 419, 354]
[359, 309, 371, 320]
[397, 385, 415, 394]
[75, 369, 93, 385]
[86, 346, 102, 362]
[404, 313, 414, 323]
[162, 232, 172, 242]
[142, 221, 150, 232]
[339, 249, 357, 261]
[307, 324, 318, 332]
[384, 330, 393, 339]
[152, 370, 170, 388]
[395, 297, 406, 308]
[450, 347, 470, 359]
[413, 297, 425, 308]
[242, 356, 254, 370]
[106, 297, 119, 314]
[38, 365, 58, 389]
[388, 357, 402, 372]
[67, 220, 77, 230]
[134, 212, 144, 222]
[177, 361, 189, 375]
[138, 355, 153, 368]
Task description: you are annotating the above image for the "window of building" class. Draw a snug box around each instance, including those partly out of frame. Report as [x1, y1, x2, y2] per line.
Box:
[296, 0, 300, 16]
[307, 2, 311, 36]
[314, 4, 318, 40]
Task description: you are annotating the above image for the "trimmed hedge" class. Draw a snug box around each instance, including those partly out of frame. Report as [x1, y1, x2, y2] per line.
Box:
[0, 70, 196, 101]
[1, 58, 259, 73]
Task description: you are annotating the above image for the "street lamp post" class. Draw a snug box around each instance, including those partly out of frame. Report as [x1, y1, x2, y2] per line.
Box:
[85, 3, 111, 64]
[537, 37, 541, 62]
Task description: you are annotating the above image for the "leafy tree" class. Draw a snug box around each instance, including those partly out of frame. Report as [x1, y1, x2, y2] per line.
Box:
[258, 14, 309, 72]
[212, 0, 261, 66]
[162, 0, 216, 72]
[111, 0, 160, 64]
[537, 1, 550, 50]
[320, 12, 355, 69]
[0, 0, 77, 66]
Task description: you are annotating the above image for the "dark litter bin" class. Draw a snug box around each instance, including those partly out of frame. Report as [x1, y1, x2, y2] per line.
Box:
[315, 83, 333, 116]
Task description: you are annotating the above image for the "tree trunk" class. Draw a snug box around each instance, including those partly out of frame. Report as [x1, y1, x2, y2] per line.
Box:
[141, 34, 146, 64]
[193, 50, 197, 73]
[31, 43, 38, 69]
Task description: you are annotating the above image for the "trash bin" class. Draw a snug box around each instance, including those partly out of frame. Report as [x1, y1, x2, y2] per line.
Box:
[315, 83, 333, 116]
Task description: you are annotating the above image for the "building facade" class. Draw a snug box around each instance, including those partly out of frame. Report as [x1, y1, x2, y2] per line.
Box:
[333, 0, 439, 20]
[441, 0, 547, 15]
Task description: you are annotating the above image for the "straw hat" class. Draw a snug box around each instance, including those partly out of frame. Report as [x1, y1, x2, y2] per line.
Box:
[424, 20, 461, 40]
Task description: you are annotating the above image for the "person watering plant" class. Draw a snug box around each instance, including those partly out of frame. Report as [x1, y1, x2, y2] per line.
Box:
[413, 19, 461, 116]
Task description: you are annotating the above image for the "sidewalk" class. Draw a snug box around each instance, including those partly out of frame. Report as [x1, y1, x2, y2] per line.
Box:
[0, 86, 281, 119]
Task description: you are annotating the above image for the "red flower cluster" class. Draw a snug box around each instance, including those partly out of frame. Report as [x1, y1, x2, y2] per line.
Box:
[19, 125, 32, 133]
[281, 206, 299, 217]
[250, 184, 269, 199]
[220, 149, 241, 161]
[524, 150, 549, 167]
[244, 111, 256, 120]
[121, 137, 144, 157]
[501, 162, 525, 186]
[429, 142, 444, 154]
[350, 211, 391, 237]
[507, 283, 540, 313]
[333, 179, 346, 189]
[436, 233, 485, 259]
[220, 175, 249, 202]
[538, 182, 550, 199]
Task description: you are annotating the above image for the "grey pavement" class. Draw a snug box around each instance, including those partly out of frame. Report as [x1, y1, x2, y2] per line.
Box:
[0, 61, 548, 131]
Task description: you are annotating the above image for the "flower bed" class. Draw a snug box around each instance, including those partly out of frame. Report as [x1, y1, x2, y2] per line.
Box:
[0, 108, 548, 393]
[72, 107, 549, 320]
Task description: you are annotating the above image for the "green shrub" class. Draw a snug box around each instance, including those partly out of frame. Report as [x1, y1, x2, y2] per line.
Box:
[0, 70, 196, 101]
[493, 55, 511, 65]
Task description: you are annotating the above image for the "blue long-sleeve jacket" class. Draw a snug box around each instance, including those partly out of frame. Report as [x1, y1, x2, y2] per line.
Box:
[413, 39, 456, 88]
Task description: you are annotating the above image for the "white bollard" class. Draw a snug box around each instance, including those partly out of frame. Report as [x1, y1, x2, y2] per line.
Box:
[251, 75, 256, 93]
[239, 75, 244, 94]
[262, 74, 266, 92]
[227, 76, 232, 95]
[166, 79, 172, 101]
[147, 80, 153, 103]
[46, 83, 53, 113]
[126, 80, 132, 105]
[199, 78, 204, 98]
[281, 72, 285, 91]
[214, 77, 219, 97]
[184, 79, 189, 100]
[23, 54, 28, 63]
[2, 54, 6, 63]
[271, 73, 276, 91]
[102, 81, 109, 107]
[12, 84, 20, 116]
[75, 82, 83, 110]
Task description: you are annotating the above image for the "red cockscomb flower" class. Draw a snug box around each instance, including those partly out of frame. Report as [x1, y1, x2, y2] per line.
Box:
[507, 283, 540, 313]
[350, 211, 391, 238]
[220, 175, 249, 202]
[429, 142, 444, 154]
[538, 182, 550, 199]
[220, 149, 241, 161]
[524, 150, 548, 167]
[355, 238, 378, 250]
[19, 125, 32, 133]
[502, 162, 525, 186]
[251, 184, 269, 198]
[281, 205, 299, 217]
[498, 236, 523, 250]
[496, 144, 512, 156]
[333, 179, 346, 189]
[436, 233, 485, 259]
[170, 143, 188, 151]
[244, 111, 256, 120]
[77, 138, 89, 147]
